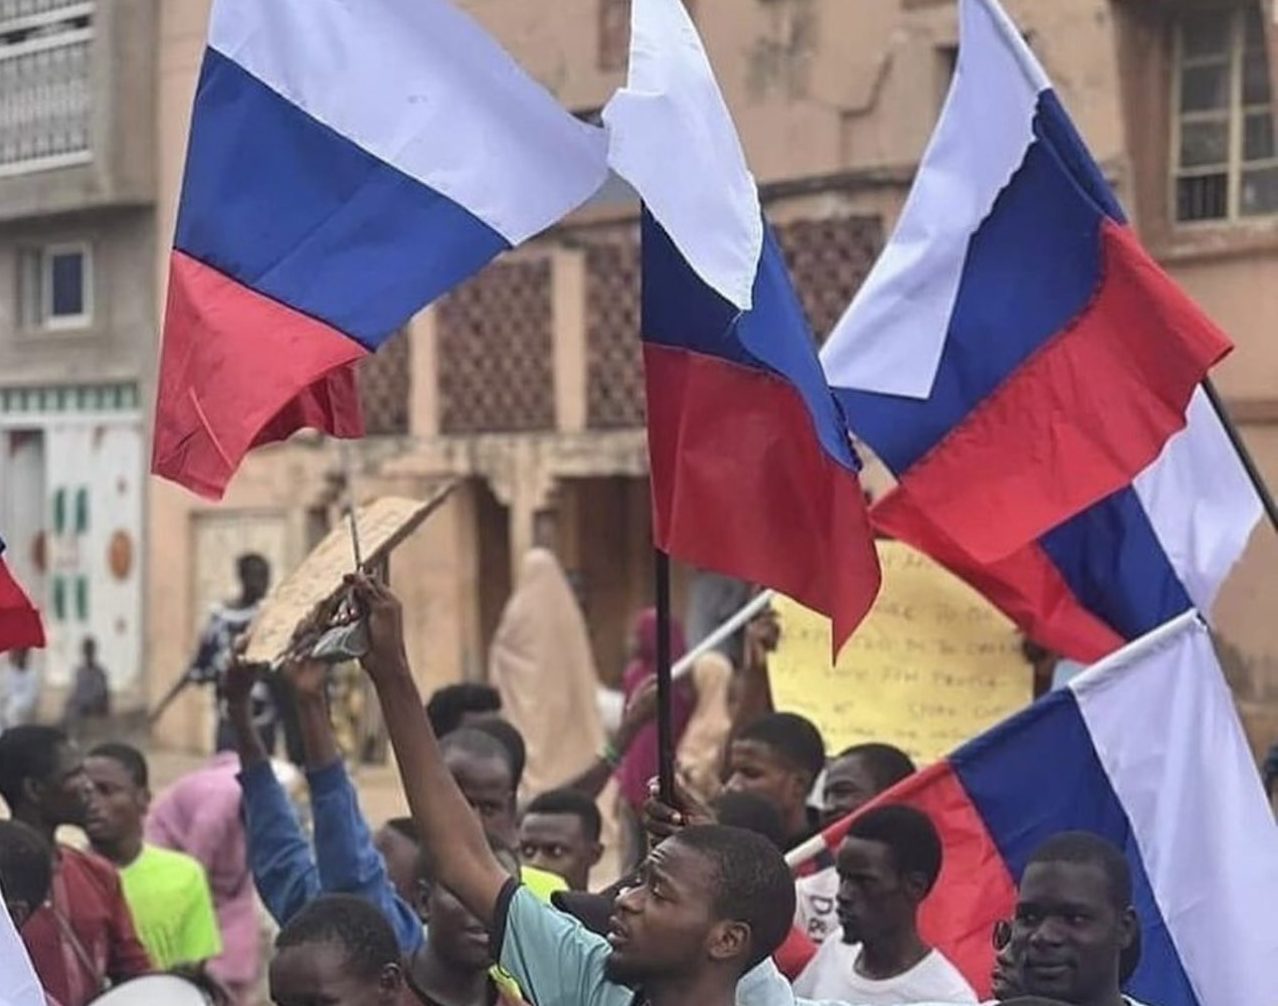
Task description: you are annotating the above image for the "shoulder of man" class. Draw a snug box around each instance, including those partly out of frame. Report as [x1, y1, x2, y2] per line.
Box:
[61, 845, 126, 890]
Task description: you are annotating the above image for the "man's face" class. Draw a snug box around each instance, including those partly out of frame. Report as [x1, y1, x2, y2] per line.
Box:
[605, 839, 739, 985]
[519, 812, 600, 891]
[444, 751, 516, 846]
[421, 881, 495, 970]
[822, 754, 880, 825]
[33, 743, 92, 828]
[1013, 861, 1133, 1004]
[835, 836, 918, 946]
[269, 943, 400, 1006]
[83, 757, 146, 850]
[725, 741, 807, 828]
[239, 560, 271, 605]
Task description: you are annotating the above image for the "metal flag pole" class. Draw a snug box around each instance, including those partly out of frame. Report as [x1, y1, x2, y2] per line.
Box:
[342, 442, 364, 570]
[671, 589, 774, 681]
[1202, 378, 1278, 535]
[654, 547, 676, 805]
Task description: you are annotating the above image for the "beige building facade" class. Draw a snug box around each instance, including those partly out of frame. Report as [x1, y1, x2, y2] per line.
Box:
[145, 0, 1278, 756]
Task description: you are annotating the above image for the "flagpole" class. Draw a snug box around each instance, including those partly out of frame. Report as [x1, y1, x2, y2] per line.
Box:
[1202, 378, 1278, 534]
[654, 547, 676, 805]
[671, 589, 774, 681]
[784, 606, 1207, 872]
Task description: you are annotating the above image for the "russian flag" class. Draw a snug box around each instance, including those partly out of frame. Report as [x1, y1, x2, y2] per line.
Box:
[603, 0, 880, 649]
[822, 0, 1233, 565]
[873, 389, 1263, 662]
[786, 613, 1278, 1004]
[154, 0, 609, 499]
[0, 537, 44, 653]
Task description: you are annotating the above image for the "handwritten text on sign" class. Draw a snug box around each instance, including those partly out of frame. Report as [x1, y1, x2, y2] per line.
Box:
[769, 541, 1032, 763]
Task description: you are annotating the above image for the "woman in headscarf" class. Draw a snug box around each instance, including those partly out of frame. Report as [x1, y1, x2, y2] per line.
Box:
[489, 549, 604, 801]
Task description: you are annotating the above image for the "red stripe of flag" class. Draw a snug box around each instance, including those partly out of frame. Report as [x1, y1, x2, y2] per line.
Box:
[0, 555, 45, 652]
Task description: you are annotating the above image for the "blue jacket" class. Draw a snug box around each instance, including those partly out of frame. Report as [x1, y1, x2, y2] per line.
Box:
[238, 759, 424, 953]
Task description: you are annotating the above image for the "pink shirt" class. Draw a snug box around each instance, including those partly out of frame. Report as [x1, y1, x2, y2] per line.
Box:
[145, 753, 258, 1001]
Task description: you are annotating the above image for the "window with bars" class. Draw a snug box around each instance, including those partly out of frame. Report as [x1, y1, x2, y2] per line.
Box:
[1173, 6, 1278, 223]
[0, 0, 94, 175]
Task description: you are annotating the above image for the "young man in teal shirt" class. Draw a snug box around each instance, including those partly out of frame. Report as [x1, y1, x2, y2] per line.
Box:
[352, 574, 798, 1006]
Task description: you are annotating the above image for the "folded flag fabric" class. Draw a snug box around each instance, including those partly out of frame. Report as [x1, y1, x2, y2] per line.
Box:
[603, 0, 880, 650]
[822, 0, 1232, 565]
[154, 0, 609, 498]
[0, 536, 44, 653]
[786, 612, 1278, 1004]
[873, 388, 1262, 662]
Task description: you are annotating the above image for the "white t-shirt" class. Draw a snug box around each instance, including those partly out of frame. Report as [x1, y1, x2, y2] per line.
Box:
[795, 866, 840, 943]
[794, 937, 978, 1005]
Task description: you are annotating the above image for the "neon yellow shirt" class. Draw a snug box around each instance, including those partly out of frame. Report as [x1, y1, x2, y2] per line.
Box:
[520, 864, 568, 903]
[119, 844, 222, 969]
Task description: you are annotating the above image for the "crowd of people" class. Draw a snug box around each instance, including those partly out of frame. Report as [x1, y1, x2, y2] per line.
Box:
[1, 549, 1276, 1006]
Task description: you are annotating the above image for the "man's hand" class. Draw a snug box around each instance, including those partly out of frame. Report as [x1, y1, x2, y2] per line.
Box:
[282, 656, 328, 704]
[642, 774, 714, 844]
[347, 574, 408, 682]
[223, 649, 263, 715]
[743, 606, 780, 674]
[615, 676, 659, 753]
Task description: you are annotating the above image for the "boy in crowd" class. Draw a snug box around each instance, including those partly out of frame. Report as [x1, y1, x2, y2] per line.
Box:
[518, 789, 604, 892]
[798, 743, 917, 943]
[794, 805, 975, 1003]
[268, 894, 407, 1006]
[354, 574, 797, 1006]
[82, 743, 221, 971]
[725, 712, 828, 852]
[0, 726, 151, 1006]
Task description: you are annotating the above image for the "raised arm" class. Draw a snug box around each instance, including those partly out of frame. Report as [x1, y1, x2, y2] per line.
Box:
[561, 676, 659, 798]
[225, 659, 322, 925]
[285, 657, 425, 953]
[351, 575, 509, 927]
[725, 608, 780, 761]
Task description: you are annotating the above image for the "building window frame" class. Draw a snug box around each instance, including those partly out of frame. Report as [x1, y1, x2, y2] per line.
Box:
[1171, 5, 1278, 226]
[20, 241, 93, 332]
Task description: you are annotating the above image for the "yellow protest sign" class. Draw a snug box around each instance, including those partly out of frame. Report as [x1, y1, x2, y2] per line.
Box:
[769, 541, 1032, 763]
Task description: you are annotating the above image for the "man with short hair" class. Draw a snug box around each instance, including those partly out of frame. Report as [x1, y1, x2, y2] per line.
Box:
[355, 573, 798, 1006]
[0, 726, 151, 1006]
[1011, 832, 1143, 1006]
[794, 805, 975, 1004]
[822, 744, 916, 826]
[269, 894, 406, 1006]
[83, 742, 221, 971]
[426, 683, 502, 738]
[518, 788, 604, 892]
[726, 712, 827, 850]
[187, 552, 279, 754]
[404, 834, 525, 1006]
[798, 743, 918, 943]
